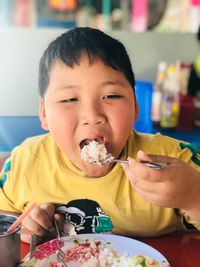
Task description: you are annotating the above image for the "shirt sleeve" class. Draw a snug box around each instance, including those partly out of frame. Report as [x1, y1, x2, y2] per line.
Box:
[0, 156, 22, 213]
[179, 209, 200, 231]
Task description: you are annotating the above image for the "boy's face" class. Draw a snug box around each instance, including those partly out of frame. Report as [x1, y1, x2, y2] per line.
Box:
[39, 56, 138, 177]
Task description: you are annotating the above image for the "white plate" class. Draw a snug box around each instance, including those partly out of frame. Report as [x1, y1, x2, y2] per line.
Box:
[21, 233, 170, 267]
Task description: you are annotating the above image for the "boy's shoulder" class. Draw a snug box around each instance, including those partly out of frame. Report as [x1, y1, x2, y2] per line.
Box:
[132, 130, 200, 167]
[12, 133, 53, 158]
[133, 130, 181, 145]
[132, 130, 187, 157]
[1, 134, 55, 176]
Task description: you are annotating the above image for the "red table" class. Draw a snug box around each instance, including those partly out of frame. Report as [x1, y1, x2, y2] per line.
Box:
[21, 230, 200, 267]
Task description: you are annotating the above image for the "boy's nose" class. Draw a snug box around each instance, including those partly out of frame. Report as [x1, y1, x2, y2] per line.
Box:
[80, 104, 106, 126]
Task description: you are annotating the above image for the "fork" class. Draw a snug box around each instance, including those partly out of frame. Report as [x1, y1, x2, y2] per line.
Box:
[17, 233, 38, 266]
[54, 219, 68, 267]
[113, 159, 167, 169]
[29, 233, 38, 260]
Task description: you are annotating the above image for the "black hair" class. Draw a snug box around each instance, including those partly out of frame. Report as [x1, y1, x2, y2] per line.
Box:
[38, 27, 135, 97]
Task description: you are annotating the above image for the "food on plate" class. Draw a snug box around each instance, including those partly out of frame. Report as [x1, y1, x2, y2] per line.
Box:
[21, 236, 167, 267]
[49, 238, 162, 267]
[81, 140, 114, 166]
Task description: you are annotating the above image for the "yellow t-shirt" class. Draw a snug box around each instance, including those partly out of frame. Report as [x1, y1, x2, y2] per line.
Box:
[0, 130, 200, 237]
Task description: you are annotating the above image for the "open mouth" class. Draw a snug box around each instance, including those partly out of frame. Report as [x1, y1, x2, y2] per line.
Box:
[80, 136, 114, 166]
[80, 136, 105, 149]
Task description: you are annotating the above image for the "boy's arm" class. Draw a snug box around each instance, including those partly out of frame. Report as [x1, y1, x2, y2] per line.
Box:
[0, 157, 22, 213]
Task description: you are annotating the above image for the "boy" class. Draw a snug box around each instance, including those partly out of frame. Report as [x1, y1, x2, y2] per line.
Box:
[0, 27, 200, 242]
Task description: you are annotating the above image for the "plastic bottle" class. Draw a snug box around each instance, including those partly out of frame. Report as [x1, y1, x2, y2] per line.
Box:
[160, 64, 180, 130]
[194, 92, 200, 128]
[151, 62, 167, 127]
[177, 95, 195, 131]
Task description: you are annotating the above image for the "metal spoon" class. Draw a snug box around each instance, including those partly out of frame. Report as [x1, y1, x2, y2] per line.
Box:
[112, 159, 167, 169]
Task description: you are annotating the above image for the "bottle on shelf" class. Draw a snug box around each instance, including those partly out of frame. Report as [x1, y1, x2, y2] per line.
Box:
[151, 61, 167, 128]
[160, 64, 180, 131]
[177, 94, 195, 131]
[194, 91, 200, 128]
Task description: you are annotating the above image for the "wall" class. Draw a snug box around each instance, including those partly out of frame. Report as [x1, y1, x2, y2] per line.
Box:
[0, 27, 198, 115]
[0, 27, 64, 116]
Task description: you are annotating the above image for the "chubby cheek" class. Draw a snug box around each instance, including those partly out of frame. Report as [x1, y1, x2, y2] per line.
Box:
[112, 108, 135, 136]
[46, 109, 77, 152]
[109, 112, 133, 157]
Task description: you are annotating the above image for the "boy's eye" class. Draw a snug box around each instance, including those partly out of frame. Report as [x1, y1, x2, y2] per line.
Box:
[103, 95, 123, 99]
[60, 98, 78, 103]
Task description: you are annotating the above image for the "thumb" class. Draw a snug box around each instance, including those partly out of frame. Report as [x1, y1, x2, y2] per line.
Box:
[54, 213, 65, 232]
[137, 150, 176, 164]
[54, 213, 64, 222]
[40, 203, 55, 218]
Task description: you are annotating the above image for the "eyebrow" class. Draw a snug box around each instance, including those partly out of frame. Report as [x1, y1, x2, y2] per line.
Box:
[56, 85, 81, 91]
[99, 80, 126, 88]
[56, 80, 126, 91]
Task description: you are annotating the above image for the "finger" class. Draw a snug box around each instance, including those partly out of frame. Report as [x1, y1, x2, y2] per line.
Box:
[34, 205, 55, 231]
[40, 203, 55, 219]
[20, 232, 31, 244]
[127, 166, 164, 191]
[54, 213, 65, 232]
[137, 150, 177, 165]
[21, 225, 33, 235]
[133, 179, 172, 207]
[40, 203, 55, 231]
[121, 159, 171, 206]
[135, 188, 167, 207]
[23, 205, 55, 234]
[22, 214, 49, 236]
[54, 213, 65, 224]
[130, 175, 162, 193]
[124, 158, 163, 182]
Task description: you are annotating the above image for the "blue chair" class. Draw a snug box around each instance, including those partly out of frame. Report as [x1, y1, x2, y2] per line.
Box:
[0, 116, 46, 153]
[133, 81, 153, 133]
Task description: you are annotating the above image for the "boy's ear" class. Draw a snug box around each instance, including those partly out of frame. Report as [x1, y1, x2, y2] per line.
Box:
[134, 101, 139, 120]
[39, 98, 49, 130]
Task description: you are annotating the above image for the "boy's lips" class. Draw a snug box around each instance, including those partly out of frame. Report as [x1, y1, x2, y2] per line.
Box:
[79, 136, 105, 149]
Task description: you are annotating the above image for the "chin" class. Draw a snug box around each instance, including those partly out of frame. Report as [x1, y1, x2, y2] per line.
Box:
[82, 163, 113, 178]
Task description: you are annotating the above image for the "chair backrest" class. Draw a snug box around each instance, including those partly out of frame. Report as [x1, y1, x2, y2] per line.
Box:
[133, 81, 153, 133]
[0, 116, 46, 153]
